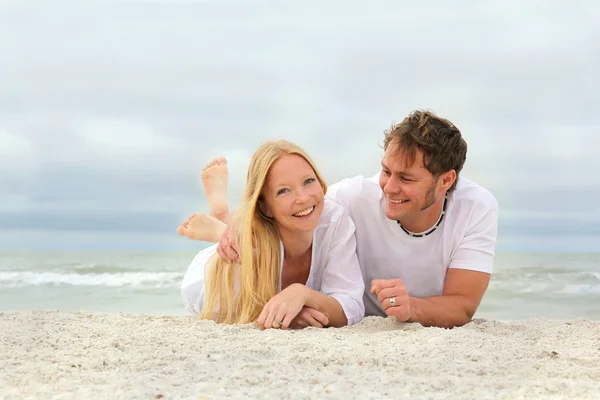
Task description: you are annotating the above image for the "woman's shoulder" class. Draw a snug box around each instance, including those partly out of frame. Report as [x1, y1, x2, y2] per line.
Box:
[192, 243, 218, 260]
[318, 197, 347, 224]
[312, 198, 358, 262]
[184, 244, 219, 274]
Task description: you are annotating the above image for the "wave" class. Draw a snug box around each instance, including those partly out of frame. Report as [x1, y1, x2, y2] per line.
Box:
[0, 271, 184, 289]
[71, 263, 147, 274]
[489, 270, 600, 295]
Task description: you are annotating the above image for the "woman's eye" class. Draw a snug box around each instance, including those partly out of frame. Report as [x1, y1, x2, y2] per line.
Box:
[277, 188, 289, 195]
[304, 178, 315, 185]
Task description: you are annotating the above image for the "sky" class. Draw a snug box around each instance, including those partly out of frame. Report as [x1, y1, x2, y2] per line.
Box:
[0, 1, 598, 252]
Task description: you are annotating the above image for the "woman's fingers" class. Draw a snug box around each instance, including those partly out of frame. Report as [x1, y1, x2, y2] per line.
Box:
[306, 308, 329, 327]
[264, 308, 279, 329]
[280, 312, 295, 330]
[304, 315, 323, 328]
[256, 308, 267, 329]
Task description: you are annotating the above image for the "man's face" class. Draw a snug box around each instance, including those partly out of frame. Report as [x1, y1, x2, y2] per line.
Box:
[378, 145, 440, 223]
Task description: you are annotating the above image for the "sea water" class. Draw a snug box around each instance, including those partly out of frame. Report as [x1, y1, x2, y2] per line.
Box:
[1, 251, 599, 321]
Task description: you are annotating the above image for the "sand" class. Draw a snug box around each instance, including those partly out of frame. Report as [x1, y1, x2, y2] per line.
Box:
[1, 311, 599, 400]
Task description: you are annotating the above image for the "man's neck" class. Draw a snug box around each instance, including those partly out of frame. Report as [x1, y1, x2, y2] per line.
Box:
[398, 196, 446, 234]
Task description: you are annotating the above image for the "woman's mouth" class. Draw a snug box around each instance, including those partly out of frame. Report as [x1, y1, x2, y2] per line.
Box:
[292, 206, 315, 218]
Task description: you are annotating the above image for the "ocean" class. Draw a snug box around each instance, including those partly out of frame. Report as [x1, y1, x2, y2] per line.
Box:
[1, 251, 599, 321]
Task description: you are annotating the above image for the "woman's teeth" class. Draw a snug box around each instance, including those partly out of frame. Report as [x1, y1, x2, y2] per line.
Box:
[293, 206, 314, 217]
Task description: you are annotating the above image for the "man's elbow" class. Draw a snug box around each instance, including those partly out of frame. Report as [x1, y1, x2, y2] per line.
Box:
[451, 301, 479, 327]
[455, 310, 475, 327]
[437, 302, 479, 329]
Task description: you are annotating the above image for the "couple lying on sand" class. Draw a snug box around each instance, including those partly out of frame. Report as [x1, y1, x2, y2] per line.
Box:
[179, 110, 499, 329]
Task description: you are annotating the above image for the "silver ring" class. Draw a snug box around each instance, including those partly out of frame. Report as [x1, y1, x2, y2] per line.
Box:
[389, 297, 396, 307]
[274, 319, 283, 326]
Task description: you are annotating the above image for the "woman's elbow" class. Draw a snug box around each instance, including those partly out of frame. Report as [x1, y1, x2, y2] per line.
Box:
[181, 285, 203, 314]
[342, 298, 365, 326]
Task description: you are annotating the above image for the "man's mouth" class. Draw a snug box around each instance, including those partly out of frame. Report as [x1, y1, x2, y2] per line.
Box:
[389, 199, 409, 204]
[293, 206, 315, 217]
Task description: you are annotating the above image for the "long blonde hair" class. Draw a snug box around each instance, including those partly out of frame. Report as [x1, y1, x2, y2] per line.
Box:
[199, 140, 328, 324]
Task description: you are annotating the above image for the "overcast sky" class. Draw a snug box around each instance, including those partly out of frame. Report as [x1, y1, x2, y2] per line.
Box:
[1, 1, 598, 251]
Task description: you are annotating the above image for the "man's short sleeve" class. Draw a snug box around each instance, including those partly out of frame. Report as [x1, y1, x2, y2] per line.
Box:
[449, 204, 499, 274]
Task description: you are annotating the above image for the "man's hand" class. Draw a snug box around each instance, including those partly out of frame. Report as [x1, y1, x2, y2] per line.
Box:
[257, 284, 308, 330]
[216, 215, 258, 264]
[216, 224, 240, 264]
[371, 271, 491, 328]
[289, 307, 329, 329]
[370, 279, 412, 321]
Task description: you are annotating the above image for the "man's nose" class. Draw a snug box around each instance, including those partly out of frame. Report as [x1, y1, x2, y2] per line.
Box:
[384, 177, 401, 194]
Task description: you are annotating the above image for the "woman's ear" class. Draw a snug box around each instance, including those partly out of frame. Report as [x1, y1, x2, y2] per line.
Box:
[258, 200, 273, 218]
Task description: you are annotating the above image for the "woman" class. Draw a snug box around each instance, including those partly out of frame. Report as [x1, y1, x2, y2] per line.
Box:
[179, 140, 364, 329]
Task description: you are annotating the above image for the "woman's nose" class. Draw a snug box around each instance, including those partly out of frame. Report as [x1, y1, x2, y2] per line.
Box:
[295, 188, 310, 203]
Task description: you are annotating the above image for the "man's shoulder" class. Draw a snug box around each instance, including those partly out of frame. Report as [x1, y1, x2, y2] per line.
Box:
[452, 176, 499, 212]
[327, 173, 382, 204]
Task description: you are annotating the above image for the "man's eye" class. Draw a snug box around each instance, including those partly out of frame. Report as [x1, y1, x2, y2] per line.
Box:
[382, 169, 391, 176]
[400, 177, 413, 182]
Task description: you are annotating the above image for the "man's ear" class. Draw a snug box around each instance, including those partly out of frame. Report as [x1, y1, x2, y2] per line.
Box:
[439, 170, 457, 191]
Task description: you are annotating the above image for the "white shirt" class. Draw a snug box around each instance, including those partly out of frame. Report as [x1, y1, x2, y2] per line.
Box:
[180, 198, 366, 325]
[326, 173, 499, 317]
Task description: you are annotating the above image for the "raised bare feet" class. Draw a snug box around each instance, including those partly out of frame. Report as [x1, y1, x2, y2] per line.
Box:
[201, 157, 230, 222]
[177, 213, 226, 243]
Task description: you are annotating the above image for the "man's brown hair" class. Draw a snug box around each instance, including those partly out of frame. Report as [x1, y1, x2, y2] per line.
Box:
[383, 110, 467, 192]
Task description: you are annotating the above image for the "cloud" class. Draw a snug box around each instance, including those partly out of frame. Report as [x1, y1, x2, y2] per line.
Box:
[0, 1, 598, 250]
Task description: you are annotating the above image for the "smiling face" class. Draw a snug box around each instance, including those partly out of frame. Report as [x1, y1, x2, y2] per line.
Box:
[379, 143, 455, 231]
[260, 154, 325, 235]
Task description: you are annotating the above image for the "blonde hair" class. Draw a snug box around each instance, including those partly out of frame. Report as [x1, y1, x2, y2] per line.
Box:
[199, 140, 328, 324]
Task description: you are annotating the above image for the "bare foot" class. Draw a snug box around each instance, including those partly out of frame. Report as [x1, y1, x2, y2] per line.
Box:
[201, 157, 230, 222]
[177, 213, 226, 243]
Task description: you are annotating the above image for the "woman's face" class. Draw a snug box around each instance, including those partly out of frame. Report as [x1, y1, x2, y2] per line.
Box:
[261, 154, 324, 235]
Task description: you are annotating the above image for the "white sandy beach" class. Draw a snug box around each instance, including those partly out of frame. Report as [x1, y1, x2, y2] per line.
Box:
[1, 311, 599, 400]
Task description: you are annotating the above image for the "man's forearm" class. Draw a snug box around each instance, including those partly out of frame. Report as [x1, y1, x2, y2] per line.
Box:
[408, 295, 477, 328]
[299, 285, 348, 327]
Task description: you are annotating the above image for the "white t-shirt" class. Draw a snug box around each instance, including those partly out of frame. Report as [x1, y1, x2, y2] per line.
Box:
[180, 198, 366, 325]
[326, 173, 499, 317]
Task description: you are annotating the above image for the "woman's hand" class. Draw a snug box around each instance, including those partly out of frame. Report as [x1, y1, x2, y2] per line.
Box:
[257, 284, 308, 330]
[289, 307, 329, 329]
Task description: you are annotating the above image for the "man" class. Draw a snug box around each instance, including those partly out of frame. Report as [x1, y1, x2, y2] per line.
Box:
[218, 110, 499, 328]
